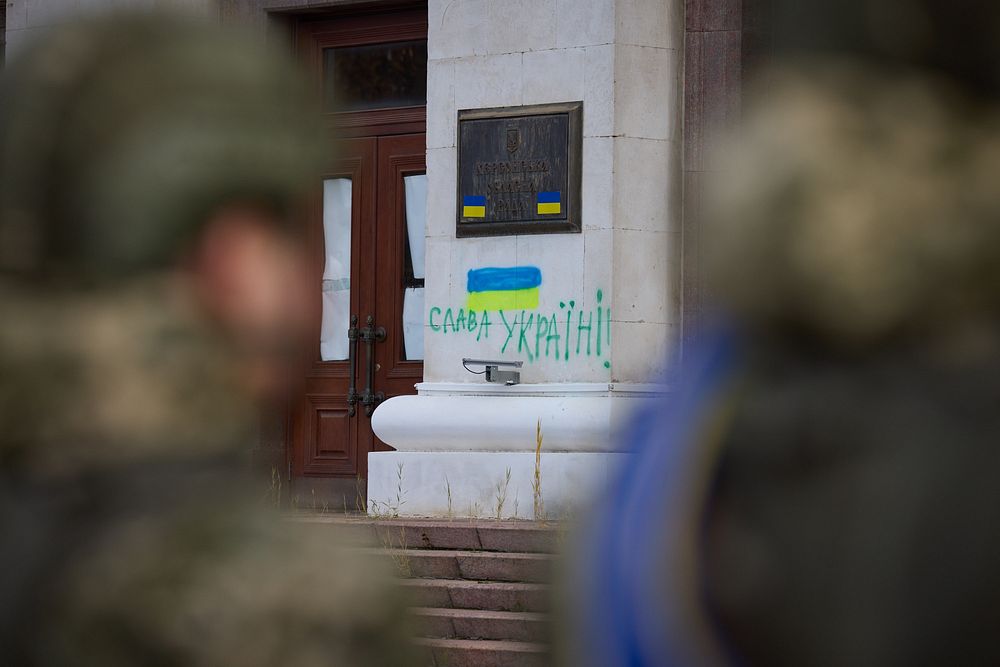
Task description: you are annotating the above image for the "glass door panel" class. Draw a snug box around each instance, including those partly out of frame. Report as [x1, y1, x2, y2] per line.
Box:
[320, 177, 352, 361]
[401, 172, 426, 361]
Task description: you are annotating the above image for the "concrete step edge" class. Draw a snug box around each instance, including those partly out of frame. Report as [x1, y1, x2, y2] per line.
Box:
[415, 638, 548, 652]
[409, 606, 551, 641]
[400, 579, 550, 591]
[400, 578, 552, 612]
[292, 517, 563, 553]
[370, 548, 555, 560]
[409, 607, 549, 622]
[289, 515, 561, 532]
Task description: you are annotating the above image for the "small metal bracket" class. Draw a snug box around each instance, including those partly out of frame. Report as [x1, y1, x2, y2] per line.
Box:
[486, 365, 520, 385]
[462, 358, 523, 386]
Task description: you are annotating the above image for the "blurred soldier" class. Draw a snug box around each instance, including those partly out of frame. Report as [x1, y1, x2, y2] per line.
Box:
[0, 13, 417, 667]
[567, 1, 1000, 665]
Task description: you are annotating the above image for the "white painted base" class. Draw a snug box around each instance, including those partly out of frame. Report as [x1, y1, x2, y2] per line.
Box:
[371, 382, 667, 453]
[367, 450, 627, 519]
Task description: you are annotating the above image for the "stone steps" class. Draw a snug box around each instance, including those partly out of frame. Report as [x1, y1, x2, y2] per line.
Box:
[415, 638, 549, 667]
[400, 578, 551, 613]
[374, 548, 554, 583]
[290, 515, 558, 663]
[288, 515, 561, 553]
[410, 607, 549, 642]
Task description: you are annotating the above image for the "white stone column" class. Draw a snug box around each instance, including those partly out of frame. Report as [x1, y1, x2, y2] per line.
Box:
[369, 0, 684, 518]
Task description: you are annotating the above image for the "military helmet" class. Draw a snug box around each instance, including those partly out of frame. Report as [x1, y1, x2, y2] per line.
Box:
[0, 12, 320, 281]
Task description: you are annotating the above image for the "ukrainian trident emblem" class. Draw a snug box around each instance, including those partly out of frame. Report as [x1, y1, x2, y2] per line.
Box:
[506, 127, 521, 154]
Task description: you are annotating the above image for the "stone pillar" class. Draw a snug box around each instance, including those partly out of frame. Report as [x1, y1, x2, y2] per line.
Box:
[371, 0, 685, 518]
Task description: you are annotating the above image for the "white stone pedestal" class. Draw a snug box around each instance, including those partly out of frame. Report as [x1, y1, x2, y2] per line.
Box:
[367, 451, 626, 519]
[369, 382, 665, 517]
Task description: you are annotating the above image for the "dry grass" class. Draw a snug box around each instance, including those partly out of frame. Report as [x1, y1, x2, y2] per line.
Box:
[532, 419, 545, 520]
[494, 467, 512, 519]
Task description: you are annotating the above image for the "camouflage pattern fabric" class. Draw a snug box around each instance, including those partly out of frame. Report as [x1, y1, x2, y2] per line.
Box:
[0, 12, 320, 281]
[703, 64, 1000, 666]
[0, 13, 418, 667]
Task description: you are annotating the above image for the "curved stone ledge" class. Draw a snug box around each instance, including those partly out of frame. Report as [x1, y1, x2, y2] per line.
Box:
[371, 389, 660, 453]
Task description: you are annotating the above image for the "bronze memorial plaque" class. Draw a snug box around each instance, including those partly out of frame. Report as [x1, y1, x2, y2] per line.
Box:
[456, 101, 582, 237]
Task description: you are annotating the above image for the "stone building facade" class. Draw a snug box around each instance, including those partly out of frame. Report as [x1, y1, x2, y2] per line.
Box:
[3, 0, 745, 517]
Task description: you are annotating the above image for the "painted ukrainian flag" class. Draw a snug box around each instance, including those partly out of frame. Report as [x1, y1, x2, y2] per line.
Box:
[467, 266, 542, 311]
[537, 191, 561, 215]
[463, 195, 487, 218]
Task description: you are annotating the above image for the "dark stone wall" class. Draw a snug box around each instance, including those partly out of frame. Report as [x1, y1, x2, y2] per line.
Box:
[682, 0, 757, 349]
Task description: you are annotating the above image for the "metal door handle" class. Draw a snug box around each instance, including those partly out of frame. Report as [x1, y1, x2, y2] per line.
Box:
[360, 315, 386, 417]
[346, 315, 359, 417]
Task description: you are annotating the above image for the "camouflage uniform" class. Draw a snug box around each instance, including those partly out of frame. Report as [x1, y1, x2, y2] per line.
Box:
[701, 4, 1000, 663]
[568, 2, 1000, 664]
[0, 13, 417, 667]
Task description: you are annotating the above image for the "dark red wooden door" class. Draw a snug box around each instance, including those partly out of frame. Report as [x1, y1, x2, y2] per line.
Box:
[288, 7, 427, 506]
[373, 133, 426, 430]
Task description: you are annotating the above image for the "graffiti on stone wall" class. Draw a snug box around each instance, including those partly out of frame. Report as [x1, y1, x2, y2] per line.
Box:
[428, 266, 611, 368]
[466, 266, 541, 311]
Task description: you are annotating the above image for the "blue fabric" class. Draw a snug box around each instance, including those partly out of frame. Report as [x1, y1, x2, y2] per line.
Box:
[578, 327, 739, 666]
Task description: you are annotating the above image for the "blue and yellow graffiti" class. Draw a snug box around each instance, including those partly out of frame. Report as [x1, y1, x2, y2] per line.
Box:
[466, 266, 541, 311]
[430, 266, 610, 367]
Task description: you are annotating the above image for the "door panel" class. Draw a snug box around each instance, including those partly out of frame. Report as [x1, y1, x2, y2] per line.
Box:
[303, 395, 355, 475]
[291, 137, 376, 488]
[289, 8, 427, 506]
[319, 177, 354, 362]
[401, 172, 428, 362]
[288, 134, 425, 500]
[374, 134, 426, 455]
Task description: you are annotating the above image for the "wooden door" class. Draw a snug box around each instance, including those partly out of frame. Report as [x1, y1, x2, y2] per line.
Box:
[373, 133, 426, 429]
[289, 7, 427, 506]
[288, 137, 376, 505]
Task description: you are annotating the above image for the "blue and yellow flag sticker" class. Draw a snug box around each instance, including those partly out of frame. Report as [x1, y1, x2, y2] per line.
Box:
[463, 195, 486, 218]
[537, 191, 561, 215]
[467, 266, 542, 311]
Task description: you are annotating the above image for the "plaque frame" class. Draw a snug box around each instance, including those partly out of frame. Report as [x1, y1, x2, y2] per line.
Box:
[455, 101, 583, 238]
